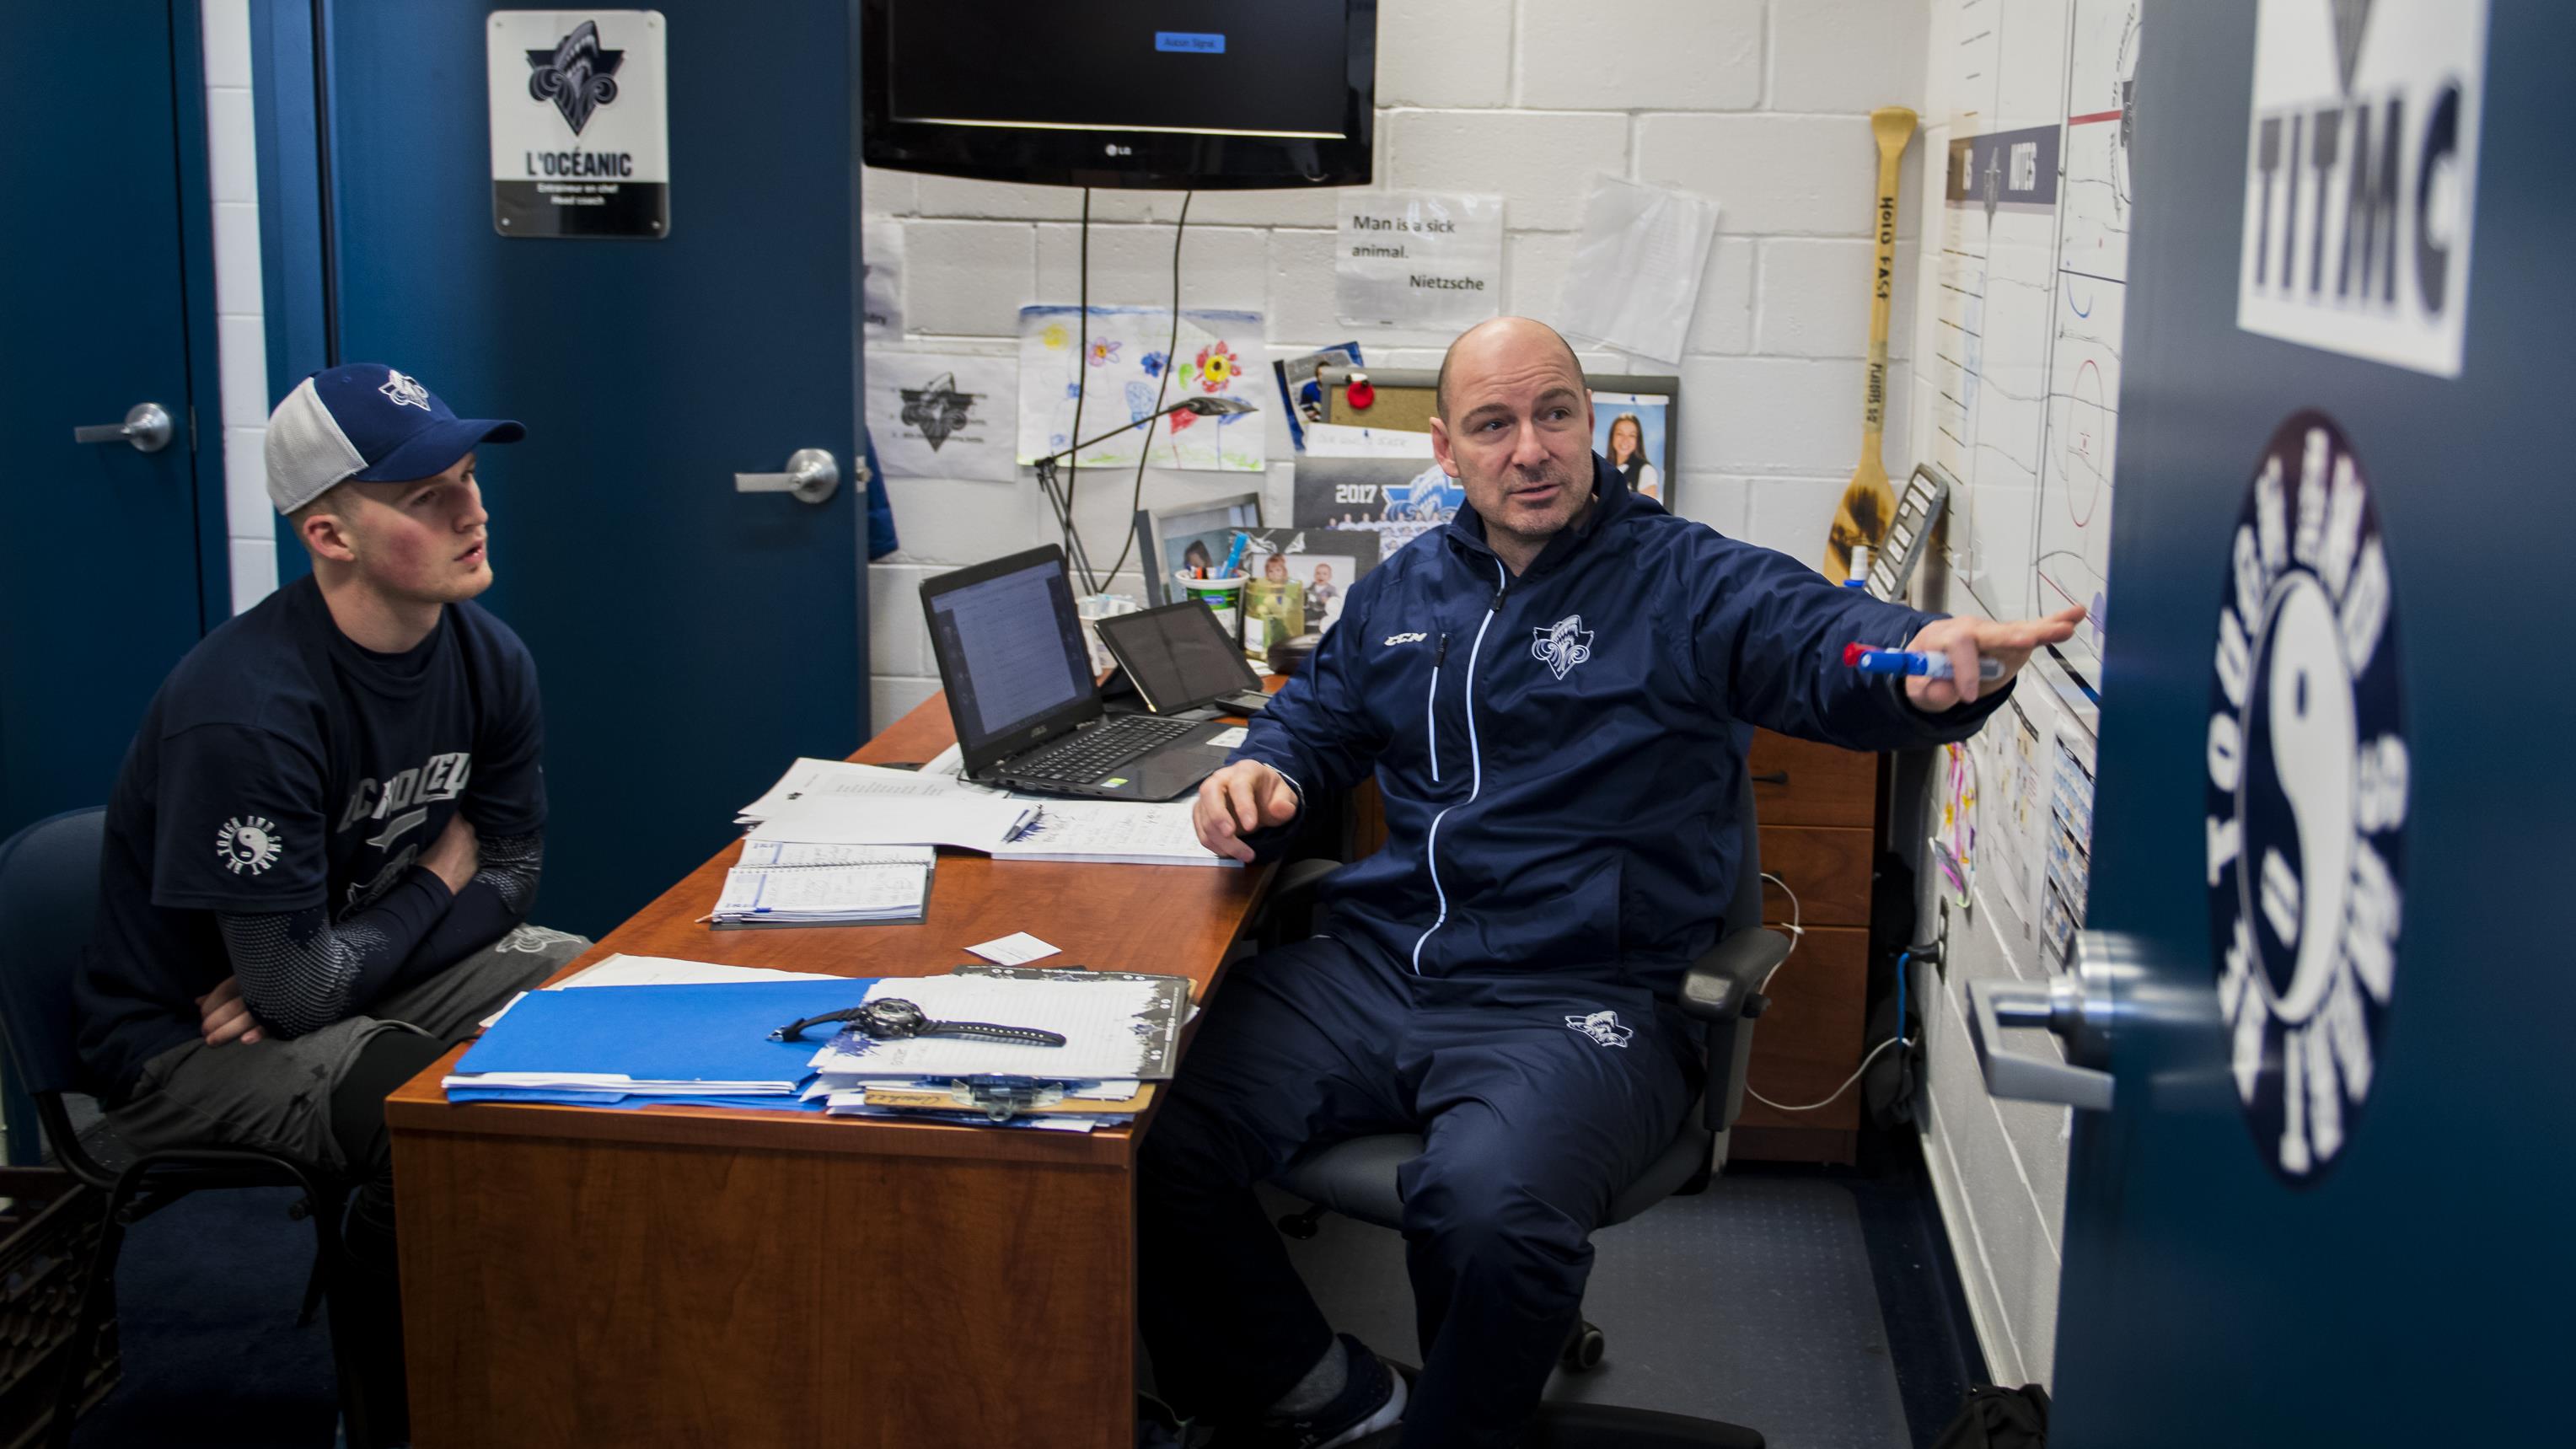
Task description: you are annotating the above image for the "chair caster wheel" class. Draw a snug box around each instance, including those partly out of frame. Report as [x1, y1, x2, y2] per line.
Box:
[1559, 1320, 1605, 1373]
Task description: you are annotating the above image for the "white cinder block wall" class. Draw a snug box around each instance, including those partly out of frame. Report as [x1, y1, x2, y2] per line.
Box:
[862, 0, 1930, 727]
[202, 0, 279, 614]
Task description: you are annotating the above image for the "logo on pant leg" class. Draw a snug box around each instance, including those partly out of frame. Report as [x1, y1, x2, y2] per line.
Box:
[1564, 1009, 1632, 1048]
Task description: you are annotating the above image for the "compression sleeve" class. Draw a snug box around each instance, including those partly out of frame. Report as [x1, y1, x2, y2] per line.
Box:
[400, 829, 544, 982]
[217, 867, 455, 1038]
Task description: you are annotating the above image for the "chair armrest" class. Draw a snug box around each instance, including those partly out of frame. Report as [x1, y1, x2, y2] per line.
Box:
[1253, 857, 1344, 949]
[1677, 927, 1791, 1024]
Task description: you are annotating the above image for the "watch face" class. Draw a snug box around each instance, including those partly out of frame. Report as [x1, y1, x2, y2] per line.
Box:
[861, 998, 928, 1037]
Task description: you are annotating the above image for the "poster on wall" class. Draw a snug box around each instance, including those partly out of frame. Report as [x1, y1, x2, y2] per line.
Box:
[1017, 306, 1267, 472]
[486, 12, 670, 239]
[865, 352, 1017, 482]
[1291, 455, 1462, 555]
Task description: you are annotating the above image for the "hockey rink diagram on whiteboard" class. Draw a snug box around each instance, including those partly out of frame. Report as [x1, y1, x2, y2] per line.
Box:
[1929, 0, 2136, 695]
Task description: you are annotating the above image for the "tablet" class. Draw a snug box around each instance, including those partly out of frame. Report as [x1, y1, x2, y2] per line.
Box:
[1094, 601, 1267, 715]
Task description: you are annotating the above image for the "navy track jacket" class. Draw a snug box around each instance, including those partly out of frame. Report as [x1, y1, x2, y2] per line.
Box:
[1231, 455, 2006, 1001]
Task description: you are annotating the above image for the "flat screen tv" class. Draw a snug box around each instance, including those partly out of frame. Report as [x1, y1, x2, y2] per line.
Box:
[861, 1, 1377, 191]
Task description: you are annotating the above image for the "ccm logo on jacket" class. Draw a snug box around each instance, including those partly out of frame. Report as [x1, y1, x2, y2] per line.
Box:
[1229, 455, 2005, 999]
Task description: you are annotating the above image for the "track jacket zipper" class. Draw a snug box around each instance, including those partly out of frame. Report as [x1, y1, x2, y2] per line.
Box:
[1425, 633, 1448, 783]
[1411, 560, 1510, 973]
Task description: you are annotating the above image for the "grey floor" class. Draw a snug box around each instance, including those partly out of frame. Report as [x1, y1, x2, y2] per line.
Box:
[1261, 1177, 1911, 1449]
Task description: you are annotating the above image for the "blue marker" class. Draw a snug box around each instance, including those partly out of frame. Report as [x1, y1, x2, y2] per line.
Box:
[1220, 531, 1251, 578]
[1843, 642, 2004, 682]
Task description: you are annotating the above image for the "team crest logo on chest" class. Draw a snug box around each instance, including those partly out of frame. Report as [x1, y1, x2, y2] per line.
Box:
[378, 369, 432, 411]
[2206, 412, 2407, 1186]
[216, 816, 284, 876]
[1532, 614, 1595, 679]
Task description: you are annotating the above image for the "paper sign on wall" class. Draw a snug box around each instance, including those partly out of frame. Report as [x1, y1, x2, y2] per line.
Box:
[487, 11, 670, 239]
[1336, 191, 1504, 330]
[2235, 0, 2487, 376]
[867, 352, 1018, 483]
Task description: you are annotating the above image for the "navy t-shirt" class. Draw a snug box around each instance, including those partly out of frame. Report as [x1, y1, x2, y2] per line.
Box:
[75, 575, 545, 1097]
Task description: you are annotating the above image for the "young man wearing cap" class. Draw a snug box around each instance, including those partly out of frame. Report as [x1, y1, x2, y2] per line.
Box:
[73, 363, 588, 1444]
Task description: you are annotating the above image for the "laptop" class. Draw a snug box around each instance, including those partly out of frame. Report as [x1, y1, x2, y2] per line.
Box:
[1094, 600, 1275, 718]
[920, 545, 1237, 801]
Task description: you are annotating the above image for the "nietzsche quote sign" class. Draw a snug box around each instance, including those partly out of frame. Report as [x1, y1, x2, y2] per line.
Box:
[1336, 191, 1504, 330]
[488, 11, 671, 239]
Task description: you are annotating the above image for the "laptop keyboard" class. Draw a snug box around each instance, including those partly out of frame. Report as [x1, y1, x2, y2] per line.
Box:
[1010, 714, 1200, 784]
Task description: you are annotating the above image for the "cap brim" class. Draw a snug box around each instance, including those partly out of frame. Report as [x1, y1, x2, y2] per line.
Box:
[348, 417, 525, 485]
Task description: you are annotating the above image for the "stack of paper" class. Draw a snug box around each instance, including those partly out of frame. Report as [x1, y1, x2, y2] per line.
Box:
[445, 975, 877, 1110]
[805, 967, 1191, 1132]
[711, 845, 934, 927]
[738, 758, 1035, 851]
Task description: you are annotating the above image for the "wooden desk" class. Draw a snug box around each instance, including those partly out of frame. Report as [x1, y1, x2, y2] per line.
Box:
[386, 697, 1270, 1449]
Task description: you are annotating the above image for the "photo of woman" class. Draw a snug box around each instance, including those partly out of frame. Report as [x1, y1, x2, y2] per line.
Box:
[1590, 391, 1672, 506]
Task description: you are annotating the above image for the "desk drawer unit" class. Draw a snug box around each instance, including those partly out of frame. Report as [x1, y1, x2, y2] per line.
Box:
[1735, 730, 1880, 1164]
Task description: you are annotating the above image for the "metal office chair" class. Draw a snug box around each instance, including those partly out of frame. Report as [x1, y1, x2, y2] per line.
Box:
[1263, 786, 1781, 1447]
[0, 808, 373, 1449]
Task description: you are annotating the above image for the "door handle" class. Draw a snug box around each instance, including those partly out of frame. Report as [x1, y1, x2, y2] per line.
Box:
[1966, 928, 2133, 1111]
[733, 448, 841, 505]
[72, 402, 175, 454]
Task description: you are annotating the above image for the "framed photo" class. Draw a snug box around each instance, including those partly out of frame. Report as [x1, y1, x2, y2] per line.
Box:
[1274, 341, 1363, 452]
[1591, 389, 1673, 506]
[1133, 492, 1264, 605]
[1229, 528, 1381, 651]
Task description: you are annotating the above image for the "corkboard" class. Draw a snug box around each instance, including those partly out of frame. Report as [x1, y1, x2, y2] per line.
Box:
[1318, 367, 1441, 433]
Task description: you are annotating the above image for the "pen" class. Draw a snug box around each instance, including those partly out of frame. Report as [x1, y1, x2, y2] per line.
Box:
[1842, 642, 2005, 682]
[1220, 532, 1249, 577]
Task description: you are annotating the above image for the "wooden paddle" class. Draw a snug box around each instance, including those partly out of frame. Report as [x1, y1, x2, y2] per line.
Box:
[1825, 105, 1919, 583]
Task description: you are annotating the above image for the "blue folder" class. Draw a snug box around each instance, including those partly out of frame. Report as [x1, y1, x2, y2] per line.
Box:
[453, 979, 880, 1086]
[443, 1088, 832, 1113]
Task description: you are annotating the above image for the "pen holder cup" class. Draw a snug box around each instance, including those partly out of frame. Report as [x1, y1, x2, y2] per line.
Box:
[1076, 593, 1141, 675]
[1177, 573, 1248, 647]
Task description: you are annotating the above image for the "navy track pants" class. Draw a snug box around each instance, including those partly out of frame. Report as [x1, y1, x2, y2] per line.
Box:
[1138, 936, 1702, 1447]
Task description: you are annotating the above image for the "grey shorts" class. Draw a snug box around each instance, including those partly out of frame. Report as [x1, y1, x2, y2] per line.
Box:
[105, 924, 592, 1173]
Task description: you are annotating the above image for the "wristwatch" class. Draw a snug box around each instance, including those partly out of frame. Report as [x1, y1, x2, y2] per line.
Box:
[769, 996, 1068, 1047]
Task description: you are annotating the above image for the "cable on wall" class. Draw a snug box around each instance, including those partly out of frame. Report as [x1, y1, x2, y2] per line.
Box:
[1099, 191, 1193, 587]
[1065, 187, 1094, 590]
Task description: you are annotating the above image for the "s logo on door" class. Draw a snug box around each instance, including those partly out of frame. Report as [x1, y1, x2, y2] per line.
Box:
[2205, 412, 2407, 1185]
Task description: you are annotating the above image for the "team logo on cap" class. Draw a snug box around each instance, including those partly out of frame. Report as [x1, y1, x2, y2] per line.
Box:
[378, 370, 432, 411]
[216, 816, 284, 876]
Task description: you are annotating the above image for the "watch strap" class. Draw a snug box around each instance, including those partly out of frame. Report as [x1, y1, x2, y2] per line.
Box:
[924, 1020, 1069, 1048]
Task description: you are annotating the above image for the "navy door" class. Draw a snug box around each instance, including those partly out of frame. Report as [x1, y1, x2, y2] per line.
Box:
[319, 3, 866, 934]
[1995, 3, 2569, 1441]
[0, 2, 220, 840]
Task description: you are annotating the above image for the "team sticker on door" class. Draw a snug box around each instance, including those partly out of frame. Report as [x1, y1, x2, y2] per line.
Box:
[2204, 413, 2407, 1185]
[2235, 0, 2487, 376]
[487, 11, 671, 239]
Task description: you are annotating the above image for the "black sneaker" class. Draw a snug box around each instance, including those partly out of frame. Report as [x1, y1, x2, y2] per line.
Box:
[1256, 1335, 1407, 1449]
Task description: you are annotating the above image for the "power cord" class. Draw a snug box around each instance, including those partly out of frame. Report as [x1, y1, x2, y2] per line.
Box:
[1744, 872, 1919, 1115]
[1099, 191, 1193, 586]
[1062, 187, 1097, 589]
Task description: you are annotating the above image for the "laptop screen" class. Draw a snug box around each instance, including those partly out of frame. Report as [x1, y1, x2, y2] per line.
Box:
[924, 555, 1095, 753]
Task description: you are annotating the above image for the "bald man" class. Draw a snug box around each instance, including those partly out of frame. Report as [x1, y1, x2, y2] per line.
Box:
[1140, 319, 2080, 1447]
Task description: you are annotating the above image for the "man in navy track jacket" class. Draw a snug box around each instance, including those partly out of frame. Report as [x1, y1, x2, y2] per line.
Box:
[1138, 318, 2082, 1449]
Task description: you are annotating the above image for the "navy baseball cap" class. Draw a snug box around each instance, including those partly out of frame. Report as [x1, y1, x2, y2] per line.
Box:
[263, 363, 524, 514]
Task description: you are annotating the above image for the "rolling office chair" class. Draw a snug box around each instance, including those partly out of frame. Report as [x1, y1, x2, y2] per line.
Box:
[1264, 786, 1783, 1448]
[0, 808, 374, 1449]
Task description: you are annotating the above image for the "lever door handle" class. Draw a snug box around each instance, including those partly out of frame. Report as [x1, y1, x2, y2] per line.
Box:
[1967, 976, 2115, 1110]
[73, 402, 174, 453]
[733, 448, 841, 505]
